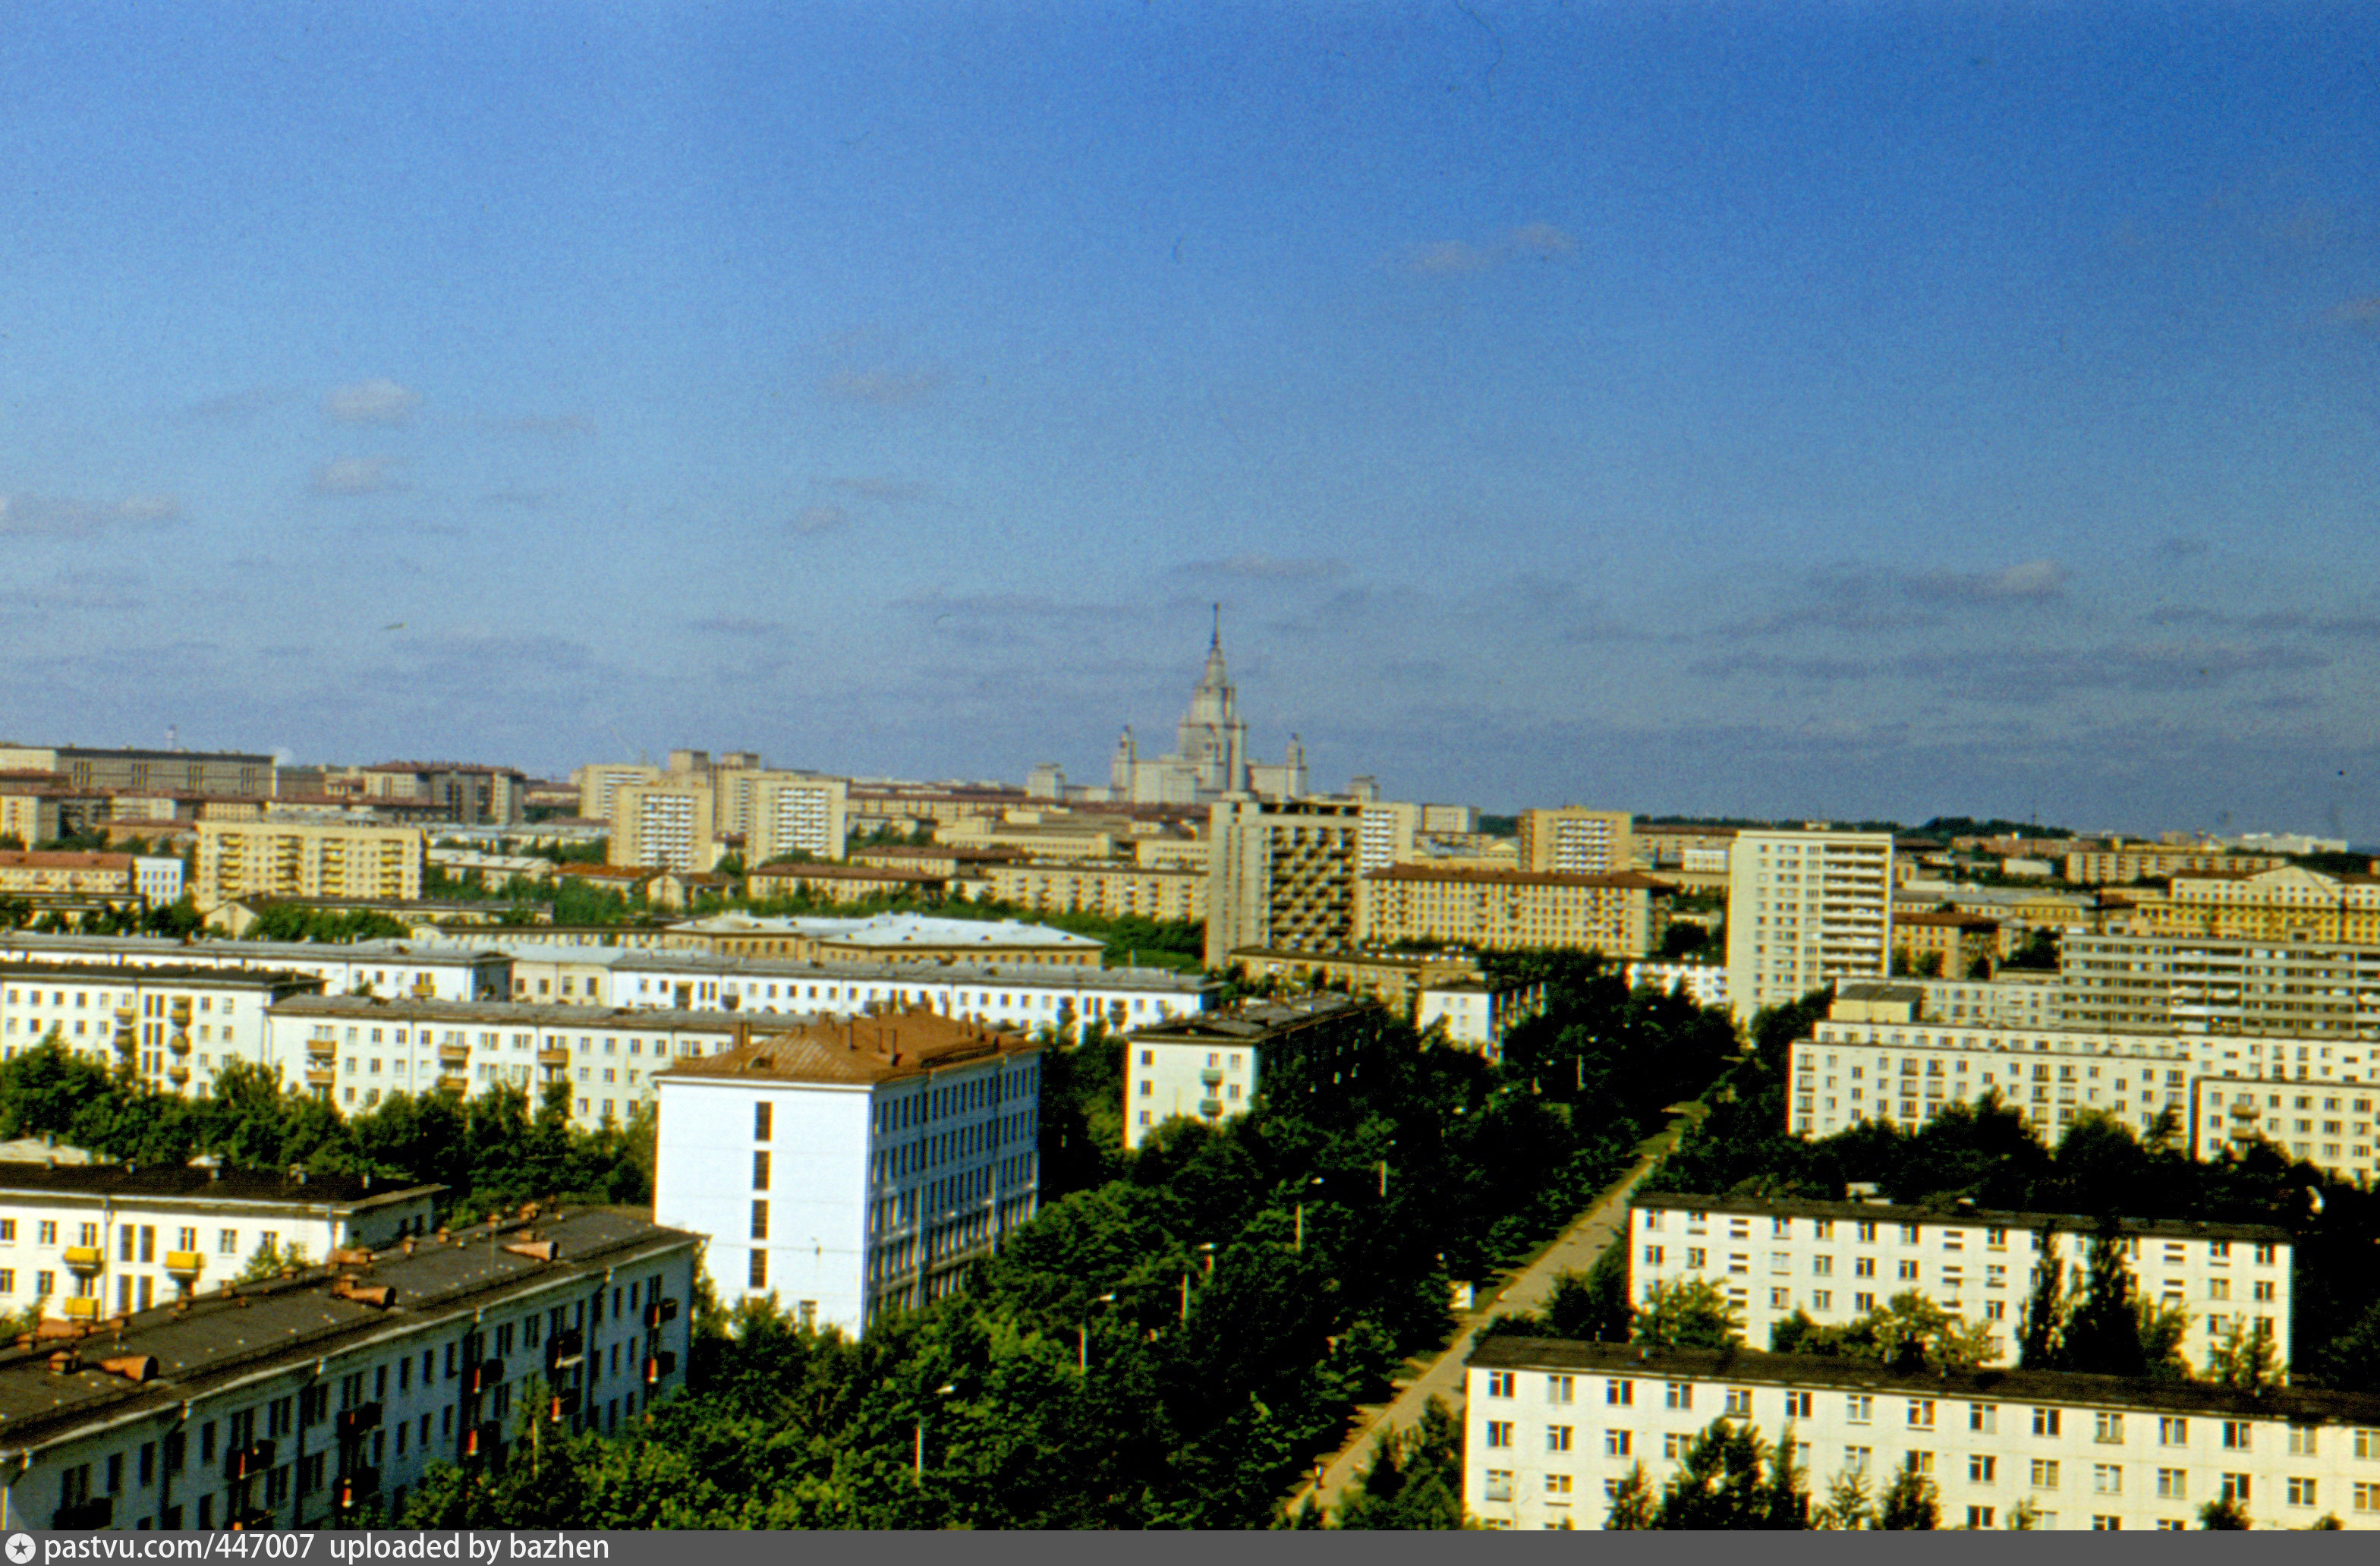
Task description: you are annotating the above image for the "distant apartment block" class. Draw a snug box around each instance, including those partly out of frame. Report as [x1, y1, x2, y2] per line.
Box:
[1358, 801, 1421, 872]
[973, 859, 1206, 922]
[1356, 865, 1665, 956]
[1893, 909, 2002, 975]
[609, 783, 716, 873]
[2124, 865, 2380, 944]
[1204, 799, 1365, 967]
[1631, 1191, 2291, 1377]
[0, 851, 181, 909]
[1416, 975, 1545, 1057]
[2064, 844, 2289, 886]
[744, 774, 850, 862]
[1725, 829, 1895, 1019]
[0, 745, 275, 797]
[2, 961, 325, 1099]
[2059, 934, 2380, 1038]
[354, 761, 525, 824]
[1518, 808, 1633, 874]
[192, 821, 424, 910]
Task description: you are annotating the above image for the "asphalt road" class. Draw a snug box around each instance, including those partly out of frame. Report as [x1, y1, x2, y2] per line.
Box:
[1283, 1102, 1704, 1521]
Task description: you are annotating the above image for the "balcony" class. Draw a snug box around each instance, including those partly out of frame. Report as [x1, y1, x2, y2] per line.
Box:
[1198, 1068, 1223, 1087]
[168, 1032, 192, 1054]
[167, 1065, 190, 1085]
[61, 1296, 102, 1320]
[438, 1073, 470, 1093]
[307, 1037, 336, 1059]
[439, 1043, 470, 1064]
[467, 1356, 506, 1395]
[641, 1296, 678, 1330]
[336, 1402, 382, 1439]
[165, 1250, 204, 1279]
[61, 1246, 103, 1274]
[537, 1048, 571, 1067]
[225, 1438, 276, 1481]
[548, 1387, 582, 1422]
[1198, 1098, 1223, 1118]
[546, 1326, 585, 1370]
[52, 1495, 113, 1530]
[643, 1350, 678, 1384]
[306, 1069, 335, 1089]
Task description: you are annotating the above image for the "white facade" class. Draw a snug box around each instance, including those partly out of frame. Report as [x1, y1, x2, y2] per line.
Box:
[747, 774, 849, 862]
[1121, 995, 1376, 1150]
[651, 1021, 1040, 1331]
[0, 1168, 438, 1322]
[1624, 961, 1727, 1010]
[1463, 1341, 2380, 1531]
[1416, 978, 1545, 1057]
[0, 1210, 696, 1532]
[133, 856, 184, 906]
[2, 963, 324, 1098]
[0, 932, 510, 1004]
[1789, 1017, 2380, 1186]
[1632, 1193, 2292, 1376]
[1725, 830, 1895, 1020]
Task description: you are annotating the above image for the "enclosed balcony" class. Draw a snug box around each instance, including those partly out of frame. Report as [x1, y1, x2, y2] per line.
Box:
[537, 1047, 571, 1067]
[165, 1250, 204, 1280]
[61, 1246, 103, 1275]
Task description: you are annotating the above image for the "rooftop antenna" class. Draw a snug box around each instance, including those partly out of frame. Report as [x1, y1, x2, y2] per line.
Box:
[1210, 603, 1221, 651]
[166, 724, 180, 753]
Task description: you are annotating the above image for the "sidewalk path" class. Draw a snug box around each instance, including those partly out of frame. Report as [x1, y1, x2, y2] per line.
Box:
[1284, 1100, 1707, 1520]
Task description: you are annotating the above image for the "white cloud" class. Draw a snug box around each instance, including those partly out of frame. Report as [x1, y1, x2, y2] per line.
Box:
[312, 457, 401, 496]
[823, 368, 942, 405]
[790, 505, 847, 536]
[1409, 241, 1494, 276]
[1179, 553, 1347, 581]
[324, 379, 422, 424]
[1509, 222, 1576, 257]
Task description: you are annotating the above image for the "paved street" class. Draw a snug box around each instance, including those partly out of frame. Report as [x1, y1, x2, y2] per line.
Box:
[1285, 1101, 1707, 1520]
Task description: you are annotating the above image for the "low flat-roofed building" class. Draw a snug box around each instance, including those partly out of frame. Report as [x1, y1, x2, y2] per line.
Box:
[0, 1164, 442, 1322]
[1120, 994, 1385, 1150]
[1464, 1337, 2380, 1530]
[2065, 845, 2288, 886]
[972, 858, 1207, 923]
[0, 931, 509, 1006]
[653, 1009, 1040, 1331]
[745, 861, 949, 903]
[1416, 976, 1544, 1058]
[1229, 946, 1481, 1007]
[1632, 1190, 2291, 1375]
[1623, 960, 1727, 1010]
[0, 1207, 695, 1531]
[1894, 909, 2003, 976]
[1, 960, 326, 1095]
[662, 912, 1107, 968]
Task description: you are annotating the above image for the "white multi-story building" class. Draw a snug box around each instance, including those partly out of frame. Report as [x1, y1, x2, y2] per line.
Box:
[0, 1208, 696, 1532]
[1463, 1339, 2380, 1531]
[1632, 1192, 2292, 1375]
[1789, 990, 2380, 1185]
[263, 994, 767, 1127]
[1624, 961, 1727, 1010]
[0, 932, 511, 1004]
[745, 774, 850, 863]
[1416, 977, 1545, 1058]
[1725, 829, 1894, 1020]
[0, 1164, 439, 1322]
[651, 1008, 1040, 1331]
[2, 961, 326, 1096]
[134, 856, 184, 906]
[473, 940, 1211, 1032]
[1121, 994, 1380, 1150]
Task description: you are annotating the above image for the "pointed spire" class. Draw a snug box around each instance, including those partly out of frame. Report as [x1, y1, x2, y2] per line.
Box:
[1210, 602, 1222, 651]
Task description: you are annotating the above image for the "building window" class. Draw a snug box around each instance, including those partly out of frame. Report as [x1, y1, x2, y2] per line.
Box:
[1969, 1455, 1995, 1483]
[1547, 1375, 1573, 1405]
[1486, 1371, 1513, 1398]
[2032, 1460, 2060, 1490]
[2092, 1464, 2123, 1495]
[753, 1151, 771, 1190]
[2221, 1421, 2252, 1451]
[750, 1202, 768, 1241]
[2158, 1416, 2187, 1447]
[754, 1102, 773, 1140]
[2033, 1407, 2062, 1438]
[1606, 1429, 1631, 1456]
[748, 1250, 767, 1288]
[1606, 1379, 1632, 1407]
[1484, 1422, 1513, 1450]
[2289, 1478, 2319, 1508]
[1483, 1470, 1513, 1502]
[2156, 1469, 2186, 1500]
[2095, 1412, 2124, 1444]
[1665, 1383, 1692, 1411]
[1546, 1426, 1572, 1453]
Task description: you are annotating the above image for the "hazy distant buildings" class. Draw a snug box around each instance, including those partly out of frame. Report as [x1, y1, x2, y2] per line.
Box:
[0, 745, 275, 798]
[1726, 827, 1894, 1018]
[609, 782, 717, 873]
[351, 761, 525, 824]
[1106, 617, 1308, 805]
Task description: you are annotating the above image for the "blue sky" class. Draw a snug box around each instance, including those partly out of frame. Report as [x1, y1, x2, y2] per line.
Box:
[2, 2, 2376, 836]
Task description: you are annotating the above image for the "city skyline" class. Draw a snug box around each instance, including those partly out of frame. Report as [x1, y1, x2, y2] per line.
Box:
[4, 3, 2376, 834]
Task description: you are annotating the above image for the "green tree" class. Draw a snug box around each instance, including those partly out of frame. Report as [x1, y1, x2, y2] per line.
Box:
[1812, 1467, 1874, 1530]
[1643, 1419, 1807, 1529]
[2016, 1230, 2067, 1368]
[1603, 1464, 1657, 1529]
[2206, 1319, 2278, 1391]
[1631, 1278, 1745, 1350]
[1877, 1467, 1939, 1530]
[2199, 1495, 2251, 1530]
[1332, 1397, 1466, 1529]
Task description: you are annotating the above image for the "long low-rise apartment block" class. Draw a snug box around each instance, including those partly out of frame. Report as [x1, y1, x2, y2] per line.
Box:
[0, 1164, 439, 1322]
[1463, 1338, 2380, 1530]
[1790, 986, 2380, 1185]
[1632, 1192, 2292, 1375]
[1121, 994, 1384, 1150]
[0, 932, 510, 1004]
[3, 1208, 695, 1531]
[2, 961, 326, 1095]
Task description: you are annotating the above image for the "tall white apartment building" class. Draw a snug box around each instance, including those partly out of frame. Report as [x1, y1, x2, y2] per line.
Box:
[652, 1009, 1040, 1331]
[1357, 801, 1421, 872]
[608, 783, 715, 873]
[2, 962, 326, 1096]
[1631, 1192, 2292, 1375]
[1204, 799, 1365, 968]
[1463, 1340, 2380, 1531]
[745, 774, 850, 863]
[1, 1208, 696, 1532]
[0, 1164, 438, 1322]
[1726, 829, 1895, 1019]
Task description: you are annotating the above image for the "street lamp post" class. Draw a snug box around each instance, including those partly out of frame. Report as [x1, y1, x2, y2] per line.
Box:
[1294, 1177, 1324, 1253]
[1078, 1293, 1116, 1372]
[912, 1382, 955, 1485]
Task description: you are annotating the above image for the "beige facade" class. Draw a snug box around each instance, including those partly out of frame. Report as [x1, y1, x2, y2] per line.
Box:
[975, 859, 1206, 922]
[191, 821, 424, 909]
[1355, 865, 1664, 955]
[2065, 844, 2288, 885]
[571, 761, 662, 824]
[1726, 829, 1895, 1020]
[0, 746, 274, 796]
[1894, 909, 2003, 975]
[0, 793, 62, 845]
[2125, 865, 2380, 944]
[1358, 801, 1421, 872]
[747, 862, 949, 903]
[0, 852, 141, 900]
[1518, 808, 1634, 874]
[744, 774, 850, 863]
[1229, 946, 1480, 1006]
[1204, 799, 1365, 967]
[609, 782, 718, 872]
